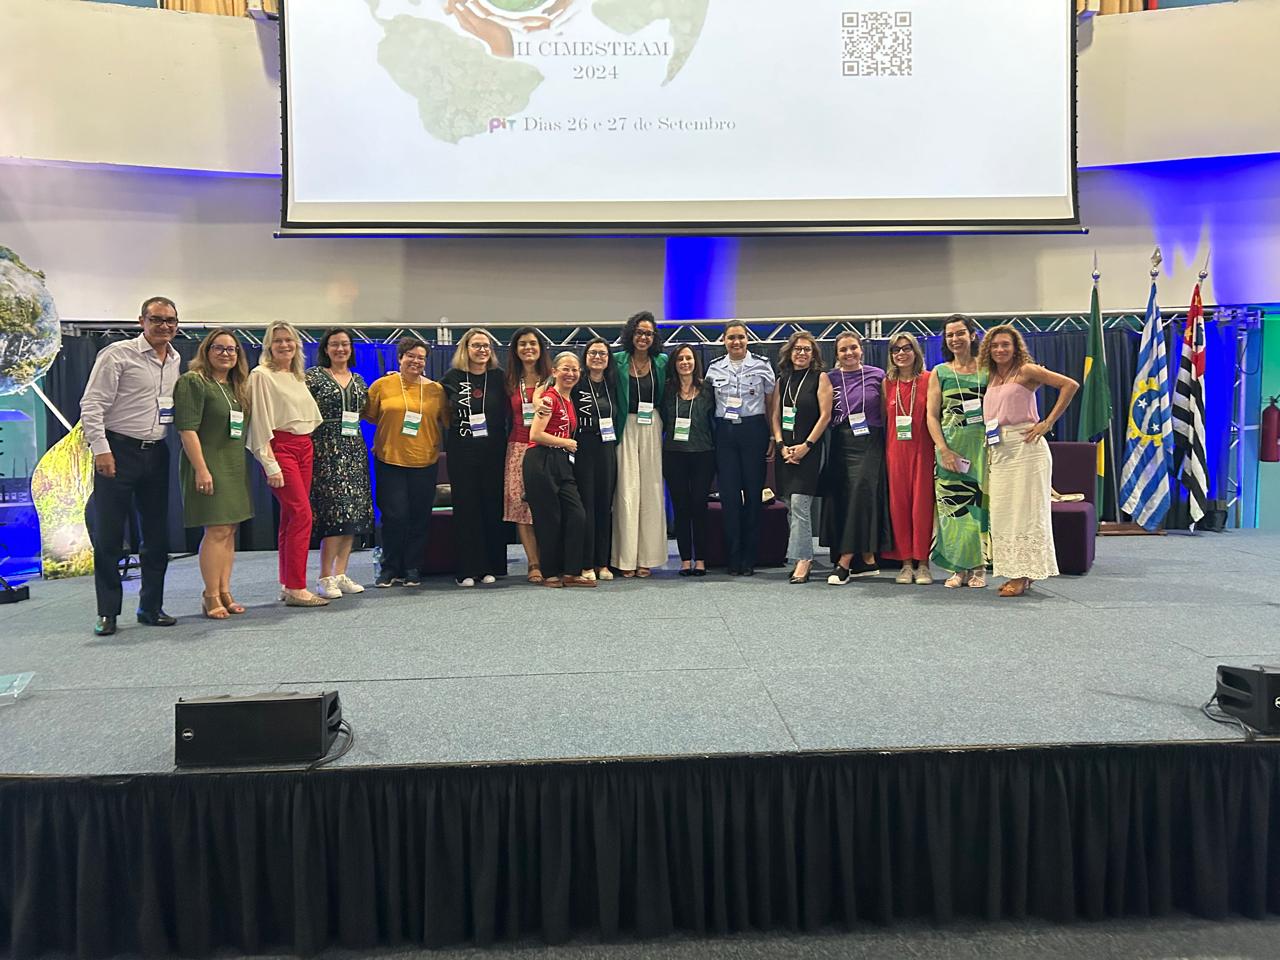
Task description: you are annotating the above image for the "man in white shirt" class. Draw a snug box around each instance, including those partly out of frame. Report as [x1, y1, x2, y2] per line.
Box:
[80, 297, 183, 636]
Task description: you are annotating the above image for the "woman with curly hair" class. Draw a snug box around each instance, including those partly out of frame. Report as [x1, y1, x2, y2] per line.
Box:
[504, 327, 553, 582]
[979, 324, 1078, 597]
[611, 310, 669, 576]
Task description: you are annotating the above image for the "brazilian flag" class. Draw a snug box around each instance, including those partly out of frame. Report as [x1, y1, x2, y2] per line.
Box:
[1077, 284, 1112, 514]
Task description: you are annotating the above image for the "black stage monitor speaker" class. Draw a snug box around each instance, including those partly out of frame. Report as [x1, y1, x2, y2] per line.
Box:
[175, 690, 341, 767]
[1215, 665, 1280, 734]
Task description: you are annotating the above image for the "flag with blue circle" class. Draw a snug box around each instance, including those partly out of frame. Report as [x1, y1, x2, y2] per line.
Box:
[1119, 282, 1172, 530]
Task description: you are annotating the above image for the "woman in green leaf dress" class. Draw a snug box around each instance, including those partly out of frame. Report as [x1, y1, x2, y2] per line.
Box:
[926, 314, 989, 588]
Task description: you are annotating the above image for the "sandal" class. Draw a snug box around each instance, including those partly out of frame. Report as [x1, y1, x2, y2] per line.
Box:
[219, 592, 246, 615]
[621, 569, 637, 578]
[202, 594, 230, 620]
[944, 571, 968, 589]
[543, 576, 564, 589]
[637, 567, 652, 578]
[967, 569, 988, 589]
[998, 578, 1027, 597]
[527, 567, 544, 584]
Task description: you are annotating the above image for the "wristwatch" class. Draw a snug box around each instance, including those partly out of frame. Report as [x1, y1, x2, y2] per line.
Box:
[803, 439, 814, 449]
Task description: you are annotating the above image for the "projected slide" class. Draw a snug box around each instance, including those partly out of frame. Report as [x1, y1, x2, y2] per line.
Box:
[281, 0, 1075, 232]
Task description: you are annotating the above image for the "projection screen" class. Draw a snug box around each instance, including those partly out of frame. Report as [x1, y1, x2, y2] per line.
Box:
[279, 0, 1077, 235]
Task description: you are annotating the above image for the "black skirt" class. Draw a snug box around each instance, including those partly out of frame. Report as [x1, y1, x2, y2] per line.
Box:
[819, 425, 893, 558]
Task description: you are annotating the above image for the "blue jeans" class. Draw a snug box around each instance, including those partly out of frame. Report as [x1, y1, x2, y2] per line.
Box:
[786, 493, 815, 562]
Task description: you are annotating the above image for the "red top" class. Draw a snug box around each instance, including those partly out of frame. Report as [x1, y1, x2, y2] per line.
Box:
[508, 383, 535, 444]
[529, 388, 577, 448]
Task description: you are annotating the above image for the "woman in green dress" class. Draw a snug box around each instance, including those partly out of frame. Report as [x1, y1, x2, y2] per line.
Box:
[926, 314, 989, 588]
[174, 329, 254, 619]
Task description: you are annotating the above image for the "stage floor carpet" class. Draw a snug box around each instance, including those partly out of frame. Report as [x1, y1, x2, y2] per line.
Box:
[3, 531, 1277, 776]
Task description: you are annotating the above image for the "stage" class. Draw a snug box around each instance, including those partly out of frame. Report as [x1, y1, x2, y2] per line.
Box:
[2, 532, 1276, 774]
[4, 533, 1280, 958]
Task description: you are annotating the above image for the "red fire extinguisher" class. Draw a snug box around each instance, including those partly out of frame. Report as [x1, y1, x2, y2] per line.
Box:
[1263, 397, 1280, 462]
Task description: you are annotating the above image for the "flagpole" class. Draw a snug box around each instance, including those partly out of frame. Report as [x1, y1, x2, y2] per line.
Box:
[1095, 254, 1122, 522]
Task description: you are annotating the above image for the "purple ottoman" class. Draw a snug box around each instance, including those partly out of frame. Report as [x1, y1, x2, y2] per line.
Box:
[1048, 441, 1097, 575]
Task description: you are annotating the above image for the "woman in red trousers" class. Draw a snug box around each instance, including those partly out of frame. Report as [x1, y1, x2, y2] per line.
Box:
[246, 321, 328, 607]
[883, 333, 936, 584]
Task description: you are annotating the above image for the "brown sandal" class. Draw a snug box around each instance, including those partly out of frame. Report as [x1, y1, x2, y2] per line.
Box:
[219, 592, 246, 615]
[527, 567, 544, 584]
[202, 594, 230, 620]
[998, 579, 1029, 597]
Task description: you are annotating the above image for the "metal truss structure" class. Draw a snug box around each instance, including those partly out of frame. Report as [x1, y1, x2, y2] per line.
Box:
[60, 305, 1265, 526]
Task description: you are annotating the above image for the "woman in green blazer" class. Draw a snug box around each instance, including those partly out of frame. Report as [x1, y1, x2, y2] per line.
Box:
[611, 310, 669, 576]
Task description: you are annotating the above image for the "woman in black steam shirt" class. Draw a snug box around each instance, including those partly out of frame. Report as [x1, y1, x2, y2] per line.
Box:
[441, 328, 509, 587]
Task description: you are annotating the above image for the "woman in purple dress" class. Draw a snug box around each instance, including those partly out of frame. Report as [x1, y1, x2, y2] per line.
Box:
[822, 330, 893, 584]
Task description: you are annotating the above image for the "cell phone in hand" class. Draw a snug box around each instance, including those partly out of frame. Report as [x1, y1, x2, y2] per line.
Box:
[955, 456, 972, 475]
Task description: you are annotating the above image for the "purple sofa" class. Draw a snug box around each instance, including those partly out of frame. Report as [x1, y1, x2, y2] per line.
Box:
[1047, 441, 1097, 575]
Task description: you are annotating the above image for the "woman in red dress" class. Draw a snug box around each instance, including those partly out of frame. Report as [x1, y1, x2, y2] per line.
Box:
[883, 333, 936, 584]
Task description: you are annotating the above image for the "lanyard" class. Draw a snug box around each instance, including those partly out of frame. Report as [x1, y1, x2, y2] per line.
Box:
[586, 376, 612, 421]
[893, 377, 917, 418]
[951, 362, 979, 406]
[326, 369, 355, 414]
[631, 366, 653, 405]
[399, 375, 424, 415]
[838, 366, 867, 419]
[214, 379, 239, 410]
[785, 369, 808, 409]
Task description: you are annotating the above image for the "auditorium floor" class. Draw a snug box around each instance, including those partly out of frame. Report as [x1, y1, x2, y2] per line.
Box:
[258, 914, 1280, 960]
[3, 531, 1278, 776]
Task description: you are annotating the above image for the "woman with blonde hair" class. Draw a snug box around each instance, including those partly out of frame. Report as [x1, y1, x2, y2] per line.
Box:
[979, 325, 1079, 597]
[174, 328, 254, 618]
[769, 331, 832, 583]
[246, 321, 327, 606]
[882, 332, 935, 584]
[441, 328, 508, 586]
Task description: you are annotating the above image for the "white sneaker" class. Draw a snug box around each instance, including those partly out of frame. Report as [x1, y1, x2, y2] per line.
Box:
[914, 564, 934, 585]
[481, 574, 496, 585]
[316, 576, 343, 600]
[895, 565, 914, 584]
[334, 574, 365, 594]
[457, 577, 476, 587]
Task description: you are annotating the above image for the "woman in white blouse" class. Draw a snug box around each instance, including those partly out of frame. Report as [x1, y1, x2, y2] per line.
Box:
[246, 322, 328, 607]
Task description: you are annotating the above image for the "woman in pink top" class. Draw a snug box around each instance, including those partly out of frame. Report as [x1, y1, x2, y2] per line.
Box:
[978, 325, 1079, 597]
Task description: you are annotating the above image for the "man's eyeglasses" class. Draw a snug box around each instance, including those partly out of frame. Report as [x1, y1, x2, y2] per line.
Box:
[143, 315, 178, 326]
[210, 345, 239, 355]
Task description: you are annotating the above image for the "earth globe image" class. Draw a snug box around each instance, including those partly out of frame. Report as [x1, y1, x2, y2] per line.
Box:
[0, 246, 60, 396]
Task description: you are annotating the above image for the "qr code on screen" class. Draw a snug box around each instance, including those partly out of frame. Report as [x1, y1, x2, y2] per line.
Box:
[842, 11, 912, 77]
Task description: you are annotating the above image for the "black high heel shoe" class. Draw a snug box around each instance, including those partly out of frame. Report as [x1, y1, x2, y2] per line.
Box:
[788, 566, 811, 584]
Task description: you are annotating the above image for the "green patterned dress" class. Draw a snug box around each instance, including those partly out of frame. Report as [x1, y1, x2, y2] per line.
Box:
[930, 363, 989, 572]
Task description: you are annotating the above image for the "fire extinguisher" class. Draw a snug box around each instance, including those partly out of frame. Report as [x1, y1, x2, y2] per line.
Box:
[1263, 397, 1280, 463]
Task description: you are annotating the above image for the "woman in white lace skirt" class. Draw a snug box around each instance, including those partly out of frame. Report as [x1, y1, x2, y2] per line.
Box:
[978, 326, 1078, 597]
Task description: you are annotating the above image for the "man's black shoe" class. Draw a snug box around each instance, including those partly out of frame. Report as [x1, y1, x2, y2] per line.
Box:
[94, 616, 117, 637]
[136, 609, 177, 626]
[741, 566, 755, 576]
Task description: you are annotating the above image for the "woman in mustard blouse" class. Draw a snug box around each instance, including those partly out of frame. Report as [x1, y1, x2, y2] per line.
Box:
[364, 338, 447, 588]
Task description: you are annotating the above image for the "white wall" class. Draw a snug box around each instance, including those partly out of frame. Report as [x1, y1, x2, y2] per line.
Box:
[1, 0, 1278, 324]
[4, 0, 1278, 176]
[4, 155, 1276, 325]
